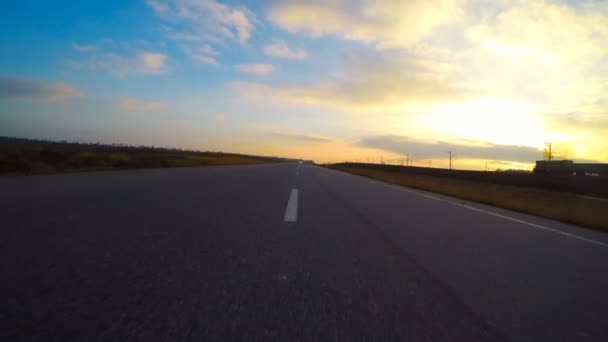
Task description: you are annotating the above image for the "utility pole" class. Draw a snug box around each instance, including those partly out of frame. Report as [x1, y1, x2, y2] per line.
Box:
[448, 151, 453, 170]
[545, 142, 553, 161]
[405, 154, 409, 167]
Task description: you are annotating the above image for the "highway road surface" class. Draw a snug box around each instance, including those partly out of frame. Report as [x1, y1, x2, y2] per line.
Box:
[2, 163, 608, 341]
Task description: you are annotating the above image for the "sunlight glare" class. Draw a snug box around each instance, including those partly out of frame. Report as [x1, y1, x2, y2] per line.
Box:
[418, 98, 548, 148]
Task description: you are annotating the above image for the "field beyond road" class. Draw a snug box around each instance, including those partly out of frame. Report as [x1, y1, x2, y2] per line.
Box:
[0, 137, 288, 175]
[327, 164, 608, 232]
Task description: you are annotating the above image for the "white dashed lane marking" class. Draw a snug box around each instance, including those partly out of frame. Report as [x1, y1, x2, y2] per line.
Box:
[284, 189, 299, 223]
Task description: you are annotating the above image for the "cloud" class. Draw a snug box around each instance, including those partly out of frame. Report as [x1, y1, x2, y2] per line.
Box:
[543, 106, 608, 161]
[233, 50, 466, 111]
[0, 76, 82, 101]
[181, 44, 220, 65]
[268, 0, 462, 50]
[163, 31, 218, 43]
[272, 132, 332, 143]
[358, 135, 542, 163]
[148, 0, 256, 44]
[260, 0, 608, 164]
[542, 98, 608, 135]
[468, 1, 608, 66]
[461, 0, 608, 105]
[71, 52, 168, 76]
[551, 114, 608, 133]
[72, 43, 99, 52]
[199, 44, 220, 56]
[234, 63, 274, 76]
[266, 0, 608, 109]
[138, 53, 166, 72]
[120, 98, 163, 111]
[192, 55, 218, 65]
[147, 0, 169, 13]
[264, 41, 309, 60]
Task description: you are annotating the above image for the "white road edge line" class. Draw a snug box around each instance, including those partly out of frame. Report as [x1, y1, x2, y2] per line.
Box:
[359, 177, 608, 249]
[284, 189, 299, 223]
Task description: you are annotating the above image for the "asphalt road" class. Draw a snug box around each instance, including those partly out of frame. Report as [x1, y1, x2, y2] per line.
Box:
[2, 163, 607, 341]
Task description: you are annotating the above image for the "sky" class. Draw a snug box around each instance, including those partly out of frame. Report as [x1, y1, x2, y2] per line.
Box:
[1, 0, 607, 170]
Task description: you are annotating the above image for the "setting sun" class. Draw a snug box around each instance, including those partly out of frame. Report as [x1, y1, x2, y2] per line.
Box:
[421, 98, 546, 147]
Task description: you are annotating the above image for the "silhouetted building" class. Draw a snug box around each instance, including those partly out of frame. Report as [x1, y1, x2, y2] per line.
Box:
[534, 160, 608, 176]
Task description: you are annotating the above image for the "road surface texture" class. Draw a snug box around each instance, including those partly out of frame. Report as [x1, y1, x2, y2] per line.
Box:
[2, 163, 607, 341]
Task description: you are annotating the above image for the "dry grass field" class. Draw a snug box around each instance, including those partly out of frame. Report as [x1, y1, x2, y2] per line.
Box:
[328, 165, 608, 232]
[0, 137, 286, 175]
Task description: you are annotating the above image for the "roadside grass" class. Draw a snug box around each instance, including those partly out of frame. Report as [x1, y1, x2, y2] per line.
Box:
[0, 138, 286, 176]
[327, 165, 608, 232]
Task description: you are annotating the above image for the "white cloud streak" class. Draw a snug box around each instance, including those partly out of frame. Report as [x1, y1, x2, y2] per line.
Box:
[234, 63, 274, 76]
[232, 50, 466, 111]
[120, 98, 164, 111]
[70, 52, 168, 76]
[181, 44, 220, 65]
[148, 0, 256, 44]
[268, 0, 463, 50]
[72, 43, 99, 52]
[264, 41, 309, 60]
[192, 55, 218, 65]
